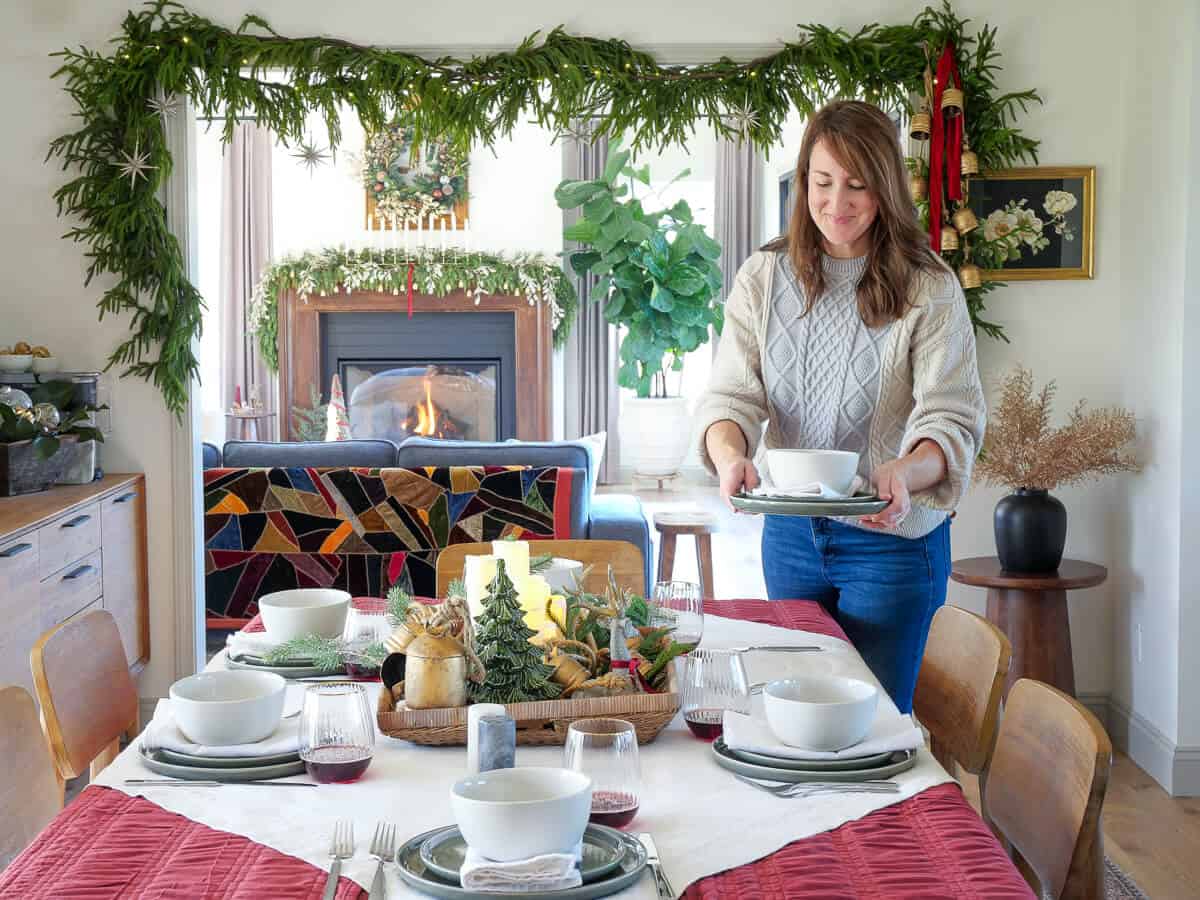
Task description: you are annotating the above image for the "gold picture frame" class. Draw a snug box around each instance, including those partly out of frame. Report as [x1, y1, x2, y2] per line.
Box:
[966, 166, 1095, 281]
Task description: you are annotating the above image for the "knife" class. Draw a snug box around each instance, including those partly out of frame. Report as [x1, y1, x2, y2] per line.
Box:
[637, 833, 675, 899]
[124, 779, 318, 787]
[730, 645, 824, 653]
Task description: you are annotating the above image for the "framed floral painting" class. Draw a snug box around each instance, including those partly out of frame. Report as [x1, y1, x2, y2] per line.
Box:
[966, 166, 1095, 280]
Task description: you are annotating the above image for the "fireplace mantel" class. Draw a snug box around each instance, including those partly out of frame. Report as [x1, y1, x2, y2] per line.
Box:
[277, 289, 552, 441]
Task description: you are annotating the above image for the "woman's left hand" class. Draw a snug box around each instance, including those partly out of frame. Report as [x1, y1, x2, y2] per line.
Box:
[861, 459, 911, 530]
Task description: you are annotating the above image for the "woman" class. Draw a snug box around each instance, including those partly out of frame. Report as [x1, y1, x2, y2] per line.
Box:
[695, 100, 986, 713]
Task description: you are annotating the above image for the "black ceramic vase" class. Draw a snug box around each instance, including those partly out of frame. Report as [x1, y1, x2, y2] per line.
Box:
[994, 488, 1067, 573]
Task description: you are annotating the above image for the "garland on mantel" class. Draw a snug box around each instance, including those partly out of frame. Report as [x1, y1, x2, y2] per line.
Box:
[49, 0, 1038, 415]
[249, 247, 578, 371]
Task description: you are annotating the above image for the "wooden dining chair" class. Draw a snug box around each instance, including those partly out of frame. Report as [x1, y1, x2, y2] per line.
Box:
[0, 685, 62, 869]
[30, 609, 140, 786]
[436, 540, 645, 598]
[912, 604, 1012, 778]
[984, 678, 1112, 900]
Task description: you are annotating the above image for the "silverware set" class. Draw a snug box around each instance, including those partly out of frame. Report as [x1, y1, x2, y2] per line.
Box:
[734, 774, 900, 798]
[322, 819, 395, 900]
[636, 833, 674, 900]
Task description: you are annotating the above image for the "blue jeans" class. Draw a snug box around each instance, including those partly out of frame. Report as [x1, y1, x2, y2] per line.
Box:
[761, 515, 951, 713]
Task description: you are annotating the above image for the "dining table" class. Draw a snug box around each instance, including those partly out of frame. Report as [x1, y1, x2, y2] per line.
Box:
[0, 599, 1035, 899]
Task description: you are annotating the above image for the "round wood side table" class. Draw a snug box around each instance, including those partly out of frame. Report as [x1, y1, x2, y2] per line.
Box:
[224, 411, 277, 441]
[950, 556, 1107, 698]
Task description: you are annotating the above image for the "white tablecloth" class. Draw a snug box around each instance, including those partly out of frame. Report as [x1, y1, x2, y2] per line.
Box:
[95, 615, 953, 897]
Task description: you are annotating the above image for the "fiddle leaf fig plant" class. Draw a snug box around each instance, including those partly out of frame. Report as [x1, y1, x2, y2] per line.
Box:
[556, 141, 725, 398]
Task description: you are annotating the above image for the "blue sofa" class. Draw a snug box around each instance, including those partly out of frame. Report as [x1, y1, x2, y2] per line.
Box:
[203, 437, 652, 592]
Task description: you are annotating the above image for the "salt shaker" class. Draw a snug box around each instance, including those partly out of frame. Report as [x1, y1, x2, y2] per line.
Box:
[466, 703, 506, 774]
[478, 714, 516, 772]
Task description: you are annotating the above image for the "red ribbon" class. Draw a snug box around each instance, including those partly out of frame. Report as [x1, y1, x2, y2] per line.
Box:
[406, 263, 415, 318]
[928, 42, 964, 252]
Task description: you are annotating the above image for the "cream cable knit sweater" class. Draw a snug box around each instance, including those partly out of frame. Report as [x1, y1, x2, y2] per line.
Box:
[695, 250, 987, 539]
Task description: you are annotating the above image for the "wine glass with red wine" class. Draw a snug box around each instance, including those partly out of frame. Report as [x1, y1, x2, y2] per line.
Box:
[299, 683, 375, 783]
[563, 718, 641, 829]
[681, 648, 751, 741]
[651, 581, 704, 647]
[341, 603, 391, 679]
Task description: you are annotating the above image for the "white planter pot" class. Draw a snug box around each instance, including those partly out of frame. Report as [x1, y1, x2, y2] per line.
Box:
[622, 396, 691, 477]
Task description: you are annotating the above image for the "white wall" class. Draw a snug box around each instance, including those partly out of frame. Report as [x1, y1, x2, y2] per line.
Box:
[4, 0, 1195, 787]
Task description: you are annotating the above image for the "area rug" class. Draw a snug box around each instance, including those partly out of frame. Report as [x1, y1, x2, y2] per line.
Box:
[1104, 856, 1148, 900]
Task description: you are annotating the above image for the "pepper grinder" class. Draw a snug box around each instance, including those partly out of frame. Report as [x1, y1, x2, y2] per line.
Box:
[466, 702, 506, 774]
[477, 714, 516, 772]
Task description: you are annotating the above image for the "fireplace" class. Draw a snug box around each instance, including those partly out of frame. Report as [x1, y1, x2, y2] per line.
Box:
[277, 288, 551, 441]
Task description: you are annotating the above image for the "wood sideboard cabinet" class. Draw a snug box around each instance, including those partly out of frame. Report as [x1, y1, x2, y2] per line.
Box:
[0, 474, 149, 695]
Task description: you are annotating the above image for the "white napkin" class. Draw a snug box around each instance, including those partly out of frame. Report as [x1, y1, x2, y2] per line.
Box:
[225, 630, 285, 660]
[141, 697, 303, 758]
[460, 843, 583, 893]
[752, 475, 868, 500]
[723, 695, 924, 761]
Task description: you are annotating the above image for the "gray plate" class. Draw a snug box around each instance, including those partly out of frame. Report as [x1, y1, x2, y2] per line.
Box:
[725, 745, 895, 772]
[156, 747, 302, 769]
[713, 739, 917, 783]
[730, 492, 888, 517]
[226, 654, 343, 679]
[397, 825, 648, 899]
[419, 825, 626, 886]
[138, 745, 308, 782]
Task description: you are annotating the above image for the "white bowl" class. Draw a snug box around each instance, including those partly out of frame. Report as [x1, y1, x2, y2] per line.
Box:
[0, 354, 32, 372]
[451, 767, 592, 861]
[763, 675, 879, 751]
[258, 588, 350, 641]
[31, 356, 59, 374]
[766, 449, 860, 495]
[169, 670, 286, 745]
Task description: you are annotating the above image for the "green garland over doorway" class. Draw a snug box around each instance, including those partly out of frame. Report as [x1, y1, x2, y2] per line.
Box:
[49, 0, 1039, 416]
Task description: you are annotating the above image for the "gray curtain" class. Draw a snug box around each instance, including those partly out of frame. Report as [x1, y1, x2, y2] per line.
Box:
[713, 137, 763, 354]
[220, 122, 276, 440]
[562, 127, 620, 483]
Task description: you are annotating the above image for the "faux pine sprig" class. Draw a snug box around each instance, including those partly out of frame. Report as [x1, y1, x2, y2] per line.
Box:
[265, 634, 388, 671]
[387, 584, 413, 623]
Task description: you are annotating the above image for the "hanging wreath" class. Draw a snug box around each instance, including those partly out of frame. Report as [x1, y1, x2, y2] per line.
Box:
[362, 121, 469, 224]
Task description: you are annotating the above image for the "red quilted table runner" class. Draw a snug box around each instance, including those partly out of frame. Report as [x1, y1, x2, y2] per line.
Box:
[1, 600, 1033, 899]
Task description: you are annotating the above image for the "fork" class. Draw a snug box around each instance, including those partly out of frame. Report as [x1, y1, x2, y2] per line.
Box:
[368, 821, 396, 899]
[736, 774, 899, 797]
[323, 819, 354, 900]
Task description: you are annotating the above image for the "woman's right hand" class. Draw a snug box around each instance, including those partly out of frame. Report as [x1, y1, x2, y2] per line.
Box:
[717, 456, 761, 510]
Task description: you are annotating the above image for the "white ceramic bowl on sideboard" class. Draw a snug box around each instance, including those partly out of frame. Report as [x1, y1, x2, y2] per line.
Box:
[451, 767, 592, 861]
[0, 354, 32, 373]
[763, 675, 879, 751]
[765, 449, 860, 495]
[258, 588, 350, 641]
[169, 670, 286, 745]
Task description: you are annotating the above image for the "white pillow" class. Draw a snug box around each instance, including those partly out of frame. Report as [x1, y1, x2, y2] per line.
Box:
[578, 431, 607, 495]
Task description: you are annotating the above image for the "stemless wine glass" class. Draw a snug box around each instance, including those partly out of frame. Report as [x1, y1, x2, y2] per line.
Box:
[681, 648, 751, 741]
[299, 683, 375, 783]
[651, 580, 703, 646]
[563, 718, 641, 829]
[341, 602, 392, 678]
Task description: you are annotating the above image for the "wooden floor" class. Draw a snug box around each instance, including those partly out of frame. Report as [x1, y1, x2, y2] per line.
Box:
[613, 478, 1200, 900]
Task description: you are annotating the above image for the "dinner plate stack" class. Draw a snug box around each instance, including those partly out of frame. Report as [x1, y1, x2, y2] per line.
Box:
[138, 744, 307, 782]
[225, 653, 343, 679]
[396, 825, 649, 899]
[711, 739, 917, 783]
[729, 491, 888, 517]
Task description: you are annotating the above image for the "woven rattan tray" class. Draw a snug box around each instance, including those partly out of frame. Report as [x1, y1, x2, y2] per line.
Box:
[376, 666, 680, 746]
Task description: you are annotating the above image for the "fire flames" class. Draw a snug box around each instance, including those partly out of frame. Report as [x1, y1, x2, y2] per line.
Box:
[407, 377, 462, 439]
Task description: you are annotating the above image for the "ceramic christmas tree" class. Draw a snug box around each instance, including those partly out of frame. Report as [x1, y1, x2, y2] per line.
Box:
[325, 373, 350, 441]
[471, 560, 561, 704]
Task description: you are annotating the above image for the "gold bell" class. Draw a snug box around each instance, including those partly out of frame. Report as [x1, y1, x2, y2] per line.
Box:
[961, 149, 979, 176]
[910, 174, 928, 202]
[909, 110, 931, 141]
[940, 225, 960, 251]
[958, 262, 983, 289]
[941, 87, 964, 117]
[952, 206, 979, 235]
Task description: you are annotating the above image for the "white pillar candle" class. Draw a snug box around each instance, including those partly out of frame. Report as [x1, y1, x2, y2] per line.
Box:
[463, 554, 499, 619]
[515, 573, 552, 631]
[466, 702, 506, 774]
[491, 540, 530, 581]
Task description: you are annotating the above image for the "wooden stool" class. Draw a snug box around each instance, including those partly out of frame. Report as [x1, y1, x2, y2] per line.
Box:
[653, 510, 718, 598]
[950, 556, 1107, 698]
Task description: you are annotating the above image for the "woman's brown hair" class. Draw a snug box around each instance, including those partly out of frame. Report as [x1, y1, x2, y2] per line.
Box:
[763, 100, 944, 326]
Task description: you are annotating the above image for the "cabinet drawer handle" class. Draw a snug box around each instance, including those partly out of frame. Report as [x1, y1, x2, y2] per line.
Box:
[63, 564, 97, 580]
[113, 492, 137, 504]
[61, 515, 92, 529]
[0, 542, 33, 558]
